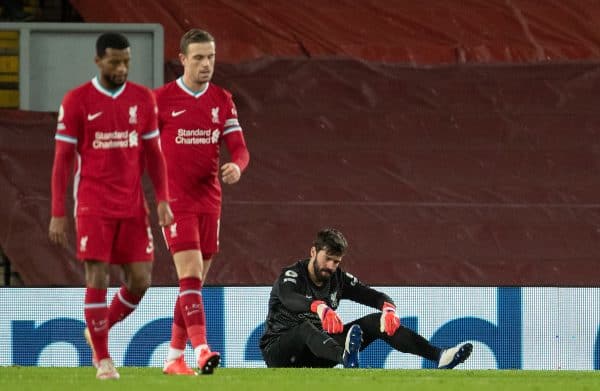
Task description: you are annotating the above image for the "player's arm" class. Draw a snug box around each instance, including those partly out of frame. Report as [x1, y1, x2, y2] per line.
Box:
[277, 269, 343, 334]
[143, 134, 173, 227]
[49, 139, 75, 247]
[341, 271, 400, 336]
[143, 91, 173, 227]
[152, 88, 164, 131]
[276, 270, 312, 312]
[49, 97, 80, 248]
[221, 98, 249, 185]
[222, 131, 249, 184]
[339, 271, 392, 308]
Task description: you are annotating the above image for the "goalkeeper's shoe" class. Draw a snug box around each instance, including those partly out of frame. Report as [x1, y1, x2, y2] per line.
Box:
[96, 358, 120, 380]
[197, 348, 220, 375]
[84, 328, 99, 368]
[163, 355, 197, 376]
[342, 324, 362, 368]
[437, 342, 473, 369]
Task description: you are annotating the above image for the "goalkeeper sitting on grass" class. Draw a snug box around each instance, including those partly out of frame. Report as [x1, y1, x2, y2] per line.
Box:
[260, 228, 472, 369]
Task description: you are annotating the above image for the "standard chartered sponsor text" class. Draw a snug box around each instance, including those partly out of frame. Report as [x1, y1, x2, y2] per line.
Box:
[95, 130, 129, 140]
[93, 130, 134, 149]
[175, 128, 218, 144]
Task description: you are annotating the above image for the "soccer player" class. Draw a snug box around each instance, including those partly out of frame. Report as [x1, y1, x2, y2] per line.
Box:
[260, 228, 473, 369]
[154, 29, 250, 375]
[49, 32, 173, 380]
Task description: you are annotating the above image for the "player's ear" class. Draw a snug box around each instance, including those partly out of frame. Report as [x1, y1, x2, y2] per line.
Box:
[310, 246, 316, 258]
[178, 52, 186, 66]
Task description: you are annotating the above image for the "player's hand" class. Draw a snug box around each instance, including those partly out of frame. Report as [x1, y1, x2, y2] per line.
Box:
[49, 216, 68, 248]
[157, 201, 174, 226]
[380, 301, 400, 336]
[311, 300, 344, 334]
[221, 162, 241, 185]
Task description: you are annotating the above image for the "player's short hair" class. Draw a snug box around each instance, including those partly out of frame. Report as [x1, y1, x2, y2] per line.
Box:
[180, 28, 215, 54]
[314, 228, 348, 256]
[96, 32, 130, 57]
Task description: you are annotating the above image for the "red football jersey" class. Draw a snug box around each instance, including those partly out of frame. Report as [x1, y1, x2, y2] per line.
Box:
[154, 78, 243, 213]
[55, 77, 159, 217]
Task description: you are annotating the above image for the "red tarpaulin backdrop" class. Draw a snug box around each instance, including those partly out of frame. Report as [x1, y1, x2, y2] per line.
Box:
[2, 60, 600, 286]
[71, 0, 600, 64]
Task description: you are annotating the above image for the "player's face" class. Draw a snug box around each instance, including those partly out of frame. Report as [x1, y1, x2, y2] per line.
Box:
[312, 248, 342, 283]
[95, 47, 131, 89]
[180, 41, 215, 87]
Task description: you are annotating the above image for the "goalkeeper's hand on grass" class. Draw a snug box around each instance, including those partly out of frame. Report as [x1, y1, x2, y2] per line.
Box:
[380, 302, 401, 336]
[311, 300, 344, 334]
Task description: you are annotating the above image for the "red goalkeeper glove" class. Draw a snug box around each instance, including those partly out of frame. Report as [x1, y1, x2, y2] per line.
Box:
[311, 300, 344, 334]
[380, 302, 400, 336]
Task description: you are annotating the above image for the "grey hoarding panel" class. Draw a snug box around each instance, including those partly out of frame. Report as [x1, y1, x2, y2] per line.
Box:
[0, 23, 163, 111]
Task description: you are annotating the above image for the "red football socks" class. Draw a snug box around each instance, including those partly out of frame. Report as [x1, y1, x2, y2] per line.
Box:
[170, 297, 188, 350]
[84, 287, 110, 361]
[107, 286, 142, 328]
[178, 277, 207, 347]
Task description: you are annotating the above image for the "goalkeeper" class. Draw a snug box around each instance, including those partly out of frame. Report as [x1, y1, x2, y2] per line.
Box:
[259, 228, 472, 369]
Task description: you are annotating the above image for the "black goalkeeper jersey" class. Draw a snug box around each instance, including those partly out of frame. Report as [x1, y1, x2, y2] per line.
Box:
[259, 258, 394, 350]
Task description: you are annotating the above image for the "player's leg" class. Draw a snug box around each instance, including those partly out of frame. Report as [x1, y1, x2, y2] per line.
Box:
[83, 261, 110, 369]
[199, 214, 219, 282]
[202, 258, 212, 281]
[262, 321, 343, 367]
[161, 214, 198, 374]
[325, 324, 363, 368]
[347, 313, 472, 368]
[116, 260, 152, 314]
[162, 295, 195, 375]
[187, 213, 220, 374]
[108, 216, 153, 329]
[162, 213, 219, 374]
[78, 216, 119, 379]
[173, 250, 219, 374]
[160, 215, 193, 373]
[349, 313, 440, 360]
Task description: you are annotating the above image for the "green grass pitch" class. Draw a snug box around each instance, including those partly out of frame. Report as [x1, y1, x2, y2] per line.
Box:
[1, 367, 600, 391]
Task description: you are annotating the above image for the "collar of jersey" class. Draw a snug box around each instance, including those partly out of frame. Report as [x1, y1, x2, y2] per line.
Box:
[92, 76, 126, 99]
[176, 77, 209, 98]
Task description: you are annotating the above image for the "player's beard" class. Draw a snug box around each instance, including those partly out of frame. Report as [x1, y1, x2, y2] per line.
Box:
[196, 66, 213, 83]
[313, 261, 333, 284]
[106, 73, 127, 89]
[195, 73, 211, 86]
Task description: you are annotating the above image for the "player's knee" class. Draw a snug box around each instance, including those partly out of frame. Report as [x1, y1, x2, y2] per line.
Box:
[84, 261, 109, 288]
[361, 313, 386, 338]
[128, 274, 151, 295]
[180, 263, 203, 279]
[366, 313, 380, 323]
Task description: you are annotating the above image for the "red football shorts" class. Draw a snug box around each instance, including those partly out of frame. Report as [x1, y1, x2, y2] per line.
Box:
[75, 215, 154, 263]
[162, 212, 220, 259]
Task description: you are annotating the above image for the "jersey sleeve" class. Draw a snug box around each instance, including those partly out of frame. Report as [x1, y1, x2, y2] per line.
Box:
[276, 268, 312, 313]
[51, 92, 80, 217]
[223, 130, 250, 172]
[55, 91, 82, 144]
[221, 91, 249, 170]
[152, 87, 164, 131]
[51, 141, 76, 217]
[340, 270, 394, 309]
[222, 92, 243, 137]
[141, 87, 159, 140]
[144, 136, 169, 202]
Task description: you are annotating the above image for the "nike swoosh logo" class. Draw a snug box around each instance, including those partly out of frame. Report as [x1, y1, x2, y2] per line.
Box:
[87, 112, 102, 121]
[322, 337, 333, 345]
[171, 109, 186, 117]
